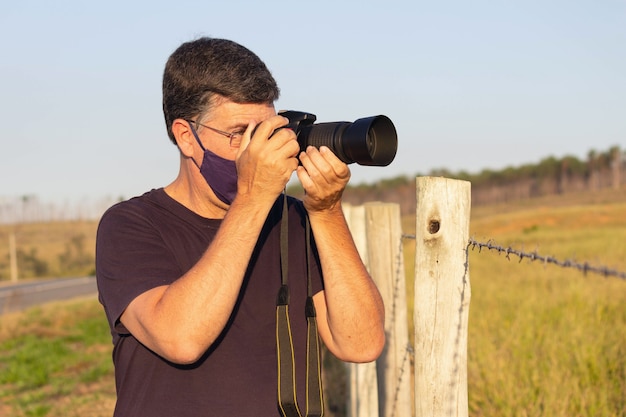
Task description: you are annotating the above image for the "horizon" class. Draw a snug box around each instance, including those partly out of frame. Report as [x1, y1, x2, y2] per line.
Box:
[1, 141, 622, 225]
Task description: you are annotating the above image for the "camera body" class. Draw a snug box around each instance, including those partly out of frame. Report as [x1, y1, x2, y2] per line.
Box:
[279, 110, 397, 167]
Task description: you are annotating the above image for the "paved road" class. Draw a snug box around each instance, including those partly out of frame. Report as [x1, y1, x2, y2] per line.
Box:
[0, 276, 98, 315]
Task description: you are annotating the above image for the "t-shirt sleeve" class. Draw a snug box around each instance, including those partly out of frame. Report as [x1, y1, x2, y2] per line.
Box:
[96, 202, 181, 335]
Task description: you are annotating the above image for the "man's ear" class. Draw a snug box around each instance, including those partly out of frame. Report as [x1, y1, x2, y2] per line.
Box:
[172, 119, 195, 157]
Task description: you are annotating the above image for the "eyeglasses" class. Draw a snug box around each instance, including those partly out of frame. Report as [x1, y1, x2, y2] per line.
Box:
[188, 120, 244, 148]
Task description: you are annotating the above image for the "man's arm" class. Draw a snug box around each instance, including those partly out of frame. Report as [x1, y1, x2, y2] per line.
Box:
[119, 193, 273, 364]
[119, 116, 300, 364]
[297, 146, 385, 363]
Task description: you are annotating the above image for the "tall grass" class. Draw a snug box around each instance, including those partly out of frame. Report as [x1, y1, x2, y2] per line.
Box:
[468, 255, 625, 416]
[465, 199, 626, 416]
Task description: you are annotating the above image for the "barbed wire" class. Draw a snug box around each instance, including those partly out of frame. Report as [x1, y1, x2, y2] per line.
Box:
[402, 234, 626, 281]
[467, 238, 626, 281]
[389, 343, 414, 417]
[387, 237, 413, 417]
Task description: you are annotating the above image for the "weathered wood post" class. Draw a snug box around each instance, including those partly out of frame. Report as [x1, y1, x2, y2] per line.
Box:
[414, 177, 471, 417]
[343, 204, 380, 417]
[363, 202, 412, 417]
[10, 231, 18, 282]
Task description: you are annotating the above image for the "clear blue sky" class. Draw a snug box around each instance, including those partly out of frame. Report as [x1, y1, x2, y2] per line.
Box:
[1, 0, 624, 207]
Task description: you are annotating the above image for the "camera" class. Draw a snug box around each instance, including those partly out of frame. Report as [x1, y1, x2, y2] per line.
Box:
[279, 110, 397, 166]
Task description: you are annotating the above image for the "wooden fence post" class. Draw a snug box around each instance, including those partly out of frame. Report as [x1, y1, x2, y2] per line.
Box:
[364, 202, 412, 417]
[343, 204, 380, 417]
[414, 177, 471, 417]
[9, 231, 18, 282]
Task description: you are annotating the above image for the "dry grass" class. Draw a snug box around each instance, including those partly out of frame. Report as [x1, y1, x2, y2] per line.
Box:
[0, 220, 97, 280]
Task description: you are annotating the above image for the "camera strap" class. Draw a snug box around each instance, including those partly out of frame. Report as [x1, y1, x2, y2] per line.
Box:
[276, 193, 324, 417]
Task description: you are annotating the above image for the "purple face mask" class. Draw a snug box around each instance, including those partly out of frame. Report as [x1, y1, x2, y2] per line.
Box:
[189, 124, 238, 205]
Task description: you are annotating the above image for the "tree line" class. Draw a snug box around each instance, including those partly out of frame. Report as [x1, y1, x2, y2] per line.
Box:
[333, 145, 625, 215]
[1, 146, 623, 224]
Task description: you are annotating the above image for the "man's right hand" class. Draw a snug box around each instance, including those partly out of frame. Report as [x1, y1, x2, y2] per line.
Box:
[235, 115, 300, 205]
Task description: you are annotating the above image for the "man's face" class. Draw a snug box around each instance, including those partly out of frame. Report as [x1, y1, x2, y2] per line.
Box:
[194, 100, 276, 161]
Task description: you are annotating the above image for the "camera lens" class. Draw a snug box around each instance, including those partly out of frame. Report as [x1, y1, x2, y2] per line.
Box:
[297, 115, 397, 166]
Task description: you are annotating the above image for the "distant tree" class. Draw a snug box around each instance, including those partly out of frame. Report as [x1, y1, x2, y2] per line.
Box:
[610, 146, 622, 189]
[379, 175, 411, 188]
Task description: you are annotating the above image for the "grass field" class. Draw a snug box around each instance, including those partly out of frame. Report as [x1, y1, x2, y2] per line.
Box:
[1, 187, 625, 416]
[465, 190, 626, 416]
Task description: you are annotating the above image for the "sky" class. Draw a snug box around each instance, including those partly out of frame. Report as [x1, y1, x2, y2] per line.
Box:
[1, 0, 625, 211]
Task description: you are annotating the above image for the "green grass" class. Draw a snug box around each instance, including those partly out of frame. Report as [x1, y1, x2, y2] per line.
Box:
[0, 298, 115, 417]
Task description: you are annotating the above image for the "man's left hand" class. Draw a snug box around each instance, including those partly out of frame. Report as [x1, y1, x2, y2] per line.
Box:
[296, 146, 351, 213]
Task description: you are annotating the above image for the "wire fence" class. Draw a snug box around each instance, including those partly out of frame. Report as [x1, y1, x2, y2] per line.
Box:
[402, 234, 626, 281]
[387, 230, 626, 416]
[347, 180, 625, 417]
[467, 238, 626, 280]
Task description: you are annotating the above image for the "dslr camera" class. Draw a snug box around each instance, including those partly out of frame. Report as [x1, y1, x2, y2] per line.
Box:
[279, 110, 397, 166]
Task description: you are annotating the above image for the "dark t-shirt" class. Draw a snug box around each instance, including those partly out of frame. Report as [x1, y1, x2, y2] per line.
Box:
[96, 188, 323, 417]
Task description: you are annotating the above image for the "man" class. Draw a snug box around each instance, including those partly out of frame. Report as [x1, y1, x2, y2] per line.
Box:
[96, 37, 385, 416]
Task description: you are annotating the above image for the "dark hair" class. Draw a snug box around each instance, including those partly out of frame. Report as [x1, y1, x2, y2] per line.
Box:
[162, 37, 280, 144]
